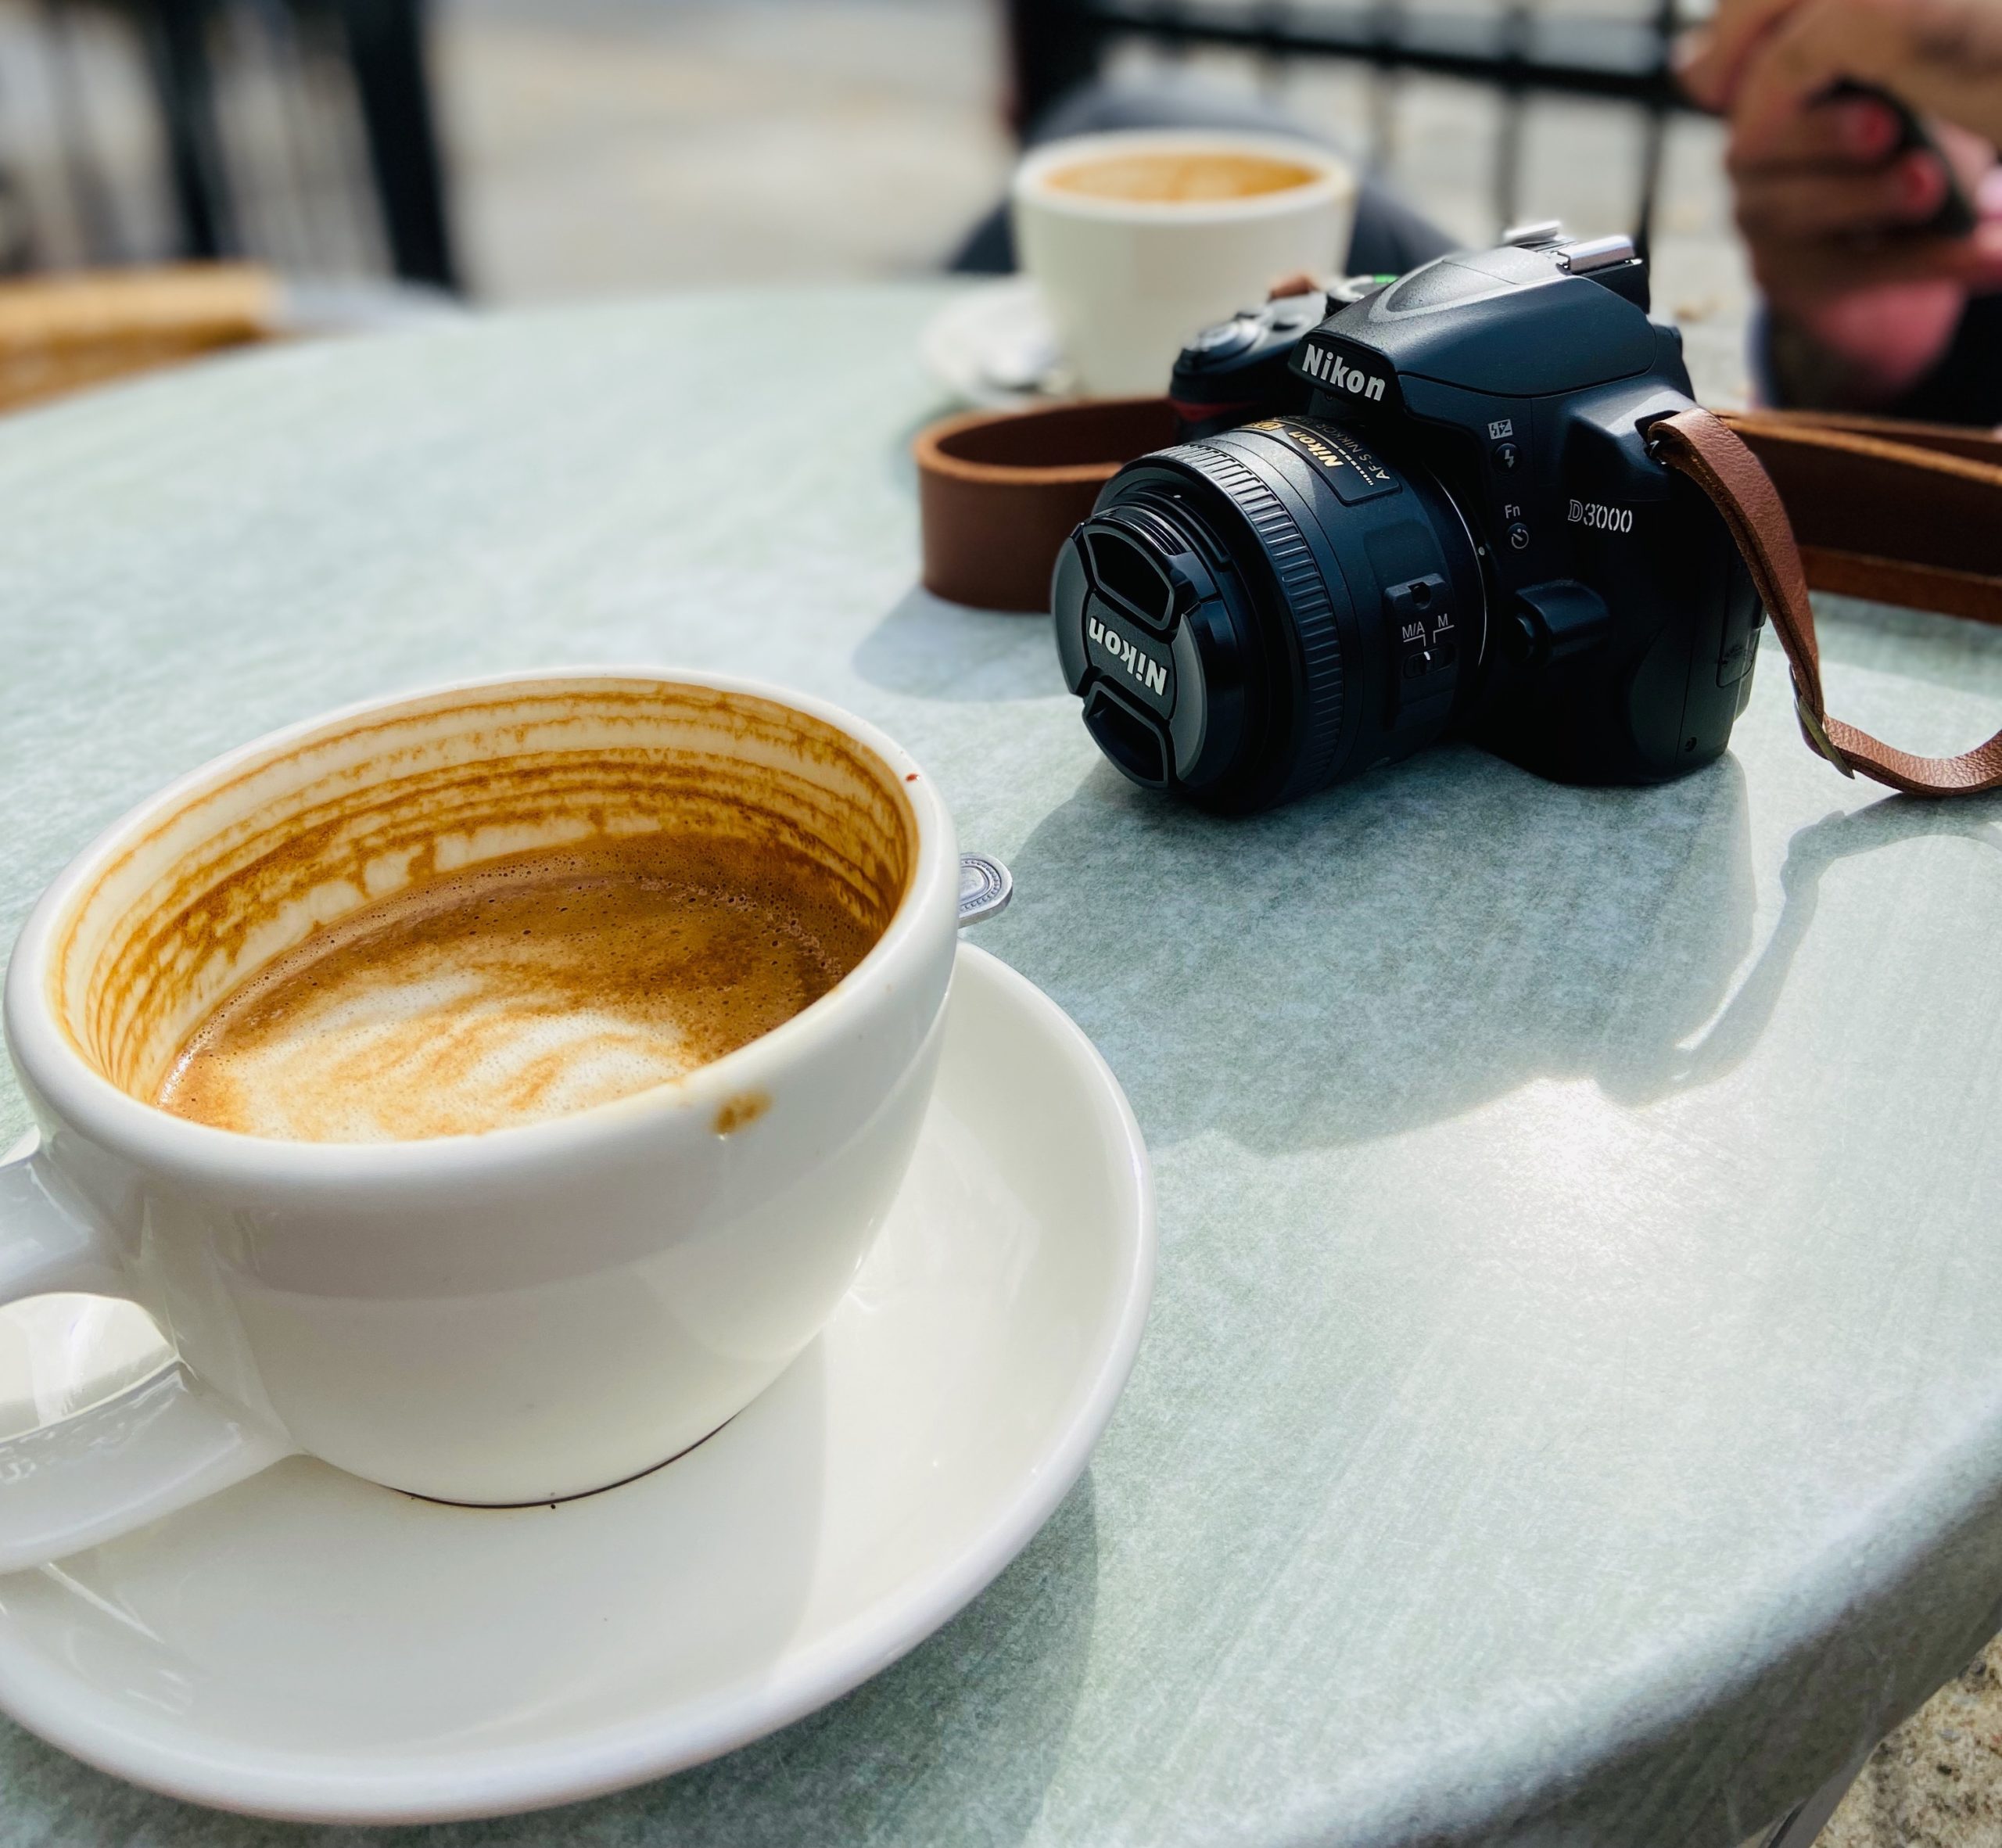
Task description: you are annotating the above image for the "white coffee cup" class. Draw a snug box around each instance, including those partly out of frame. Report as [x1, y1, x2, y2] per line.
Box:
[1011, 129, 1356, 398]
[0, 669, 958, 1570]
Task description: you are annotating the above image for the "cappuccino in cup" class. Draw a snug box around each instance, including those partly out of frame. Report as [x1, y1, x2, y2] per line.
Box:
[1042, 149, 1326, 204]
[156, 832, 880, 1142]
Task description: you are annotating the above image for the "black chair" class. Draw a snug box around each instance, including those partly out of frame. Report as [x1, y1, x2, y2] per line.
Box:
[11, 0, 457, 289]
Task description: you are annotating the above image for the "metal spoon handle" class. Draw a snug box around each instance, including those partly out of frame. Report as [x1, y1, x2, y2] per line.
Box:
[957, 854, 1013, 928]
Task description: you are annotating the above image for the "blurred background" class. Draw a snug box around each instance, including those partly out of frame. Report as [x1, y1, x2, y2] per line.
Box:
[0, 0, 1753, 397]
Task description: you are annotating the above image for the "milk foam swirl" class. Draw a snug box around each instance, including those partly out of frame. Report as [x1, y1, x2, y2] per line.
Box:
[154, 834, 874, 1142]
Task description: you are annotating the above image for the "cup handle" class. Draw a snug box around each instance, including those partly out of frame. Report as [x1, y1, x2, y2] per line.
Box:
[0, 1139, 296, 1574]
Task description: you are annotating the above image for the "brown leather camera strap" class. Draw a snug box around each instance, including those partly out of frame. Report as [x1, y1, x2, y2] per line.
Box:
[1648, 407, 2002, 796]
[915, 393, 2002, 796]
[1706, 408, 2002, 624]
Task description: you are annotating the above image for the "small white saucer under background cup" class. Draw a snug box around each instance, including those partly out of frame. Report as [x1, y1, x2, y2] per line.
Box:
[1010, 129, 1355, 399]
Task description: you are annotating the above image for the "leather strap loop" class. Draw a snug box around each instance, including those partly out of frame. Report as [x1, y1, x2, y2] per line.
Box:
[1649, 407, 2002, 798]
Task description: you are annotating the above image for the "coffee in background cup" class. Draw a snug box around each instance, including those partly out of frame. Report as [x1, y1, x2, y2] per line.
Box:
[1042, 148, 1326, 204]
[1011, 130, 1355, 398]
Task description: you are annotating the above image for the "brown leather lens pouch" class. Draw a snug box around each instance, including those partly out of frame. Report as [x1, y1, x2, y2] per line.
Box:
[913, 397, 1178, 612]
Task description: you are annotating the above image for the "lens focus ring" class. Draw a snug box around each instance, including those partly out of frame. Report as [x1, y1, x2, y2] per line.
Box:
[1164, 440, 1347, 803]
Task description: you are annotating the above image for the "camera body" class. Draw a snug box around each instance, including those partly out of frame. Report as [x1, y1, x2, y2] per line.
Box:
[1051, 228, 1763, 811]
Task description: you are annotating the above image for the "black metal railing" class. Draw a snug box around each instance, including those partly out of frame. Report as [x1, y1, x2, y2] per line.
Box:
[1007, 0, 1704, 249]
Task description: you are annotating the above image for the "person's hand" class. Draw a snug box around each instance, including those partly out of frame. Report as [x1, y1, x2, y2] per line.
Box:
[1729, 90, 2002, 399]
[1680, 1, 2002, 404]
[1681, 0, 2002, 149]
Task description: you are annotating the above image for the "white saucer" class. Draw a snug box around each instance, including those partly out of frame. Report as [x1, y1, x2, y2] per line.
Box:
[920, 278, 1071, 408]
[0, 944, 1153, 1824]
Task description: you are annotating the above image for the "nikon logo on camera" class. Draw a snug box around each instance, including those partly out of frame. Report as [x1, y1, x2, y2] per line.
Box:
[1085, 610, 1171, 706]
[1295, 339, 1389, 403]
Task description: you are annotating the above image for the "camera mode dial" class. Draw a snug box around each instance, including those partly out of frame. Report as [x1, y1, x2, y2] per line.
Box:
[1171, 291, 1329, 439]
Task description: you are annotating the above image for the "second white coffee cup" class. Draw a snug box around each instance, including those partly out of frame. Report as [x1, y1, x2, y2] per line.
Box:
[1011, 129, 1356, 398]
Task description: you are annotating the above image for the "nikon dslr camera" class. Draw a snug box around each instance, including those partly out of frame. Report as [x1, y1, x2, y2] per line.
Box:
[1051, 225, 1764, 812]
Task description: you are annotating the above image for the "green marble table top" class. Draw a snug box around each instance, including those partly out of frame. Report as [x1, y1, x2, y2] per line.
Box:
[5, 285, 2002, 1848]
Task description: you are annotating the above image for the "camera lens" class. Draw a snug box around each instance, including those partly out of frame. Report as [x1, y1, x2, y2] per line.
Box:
[1052, 418, 1486, 812]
